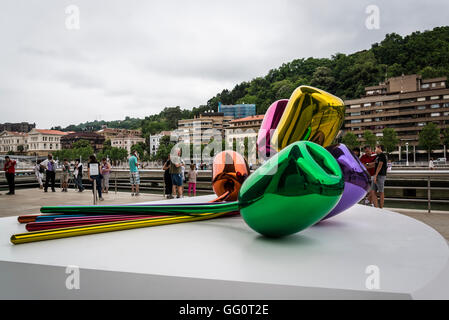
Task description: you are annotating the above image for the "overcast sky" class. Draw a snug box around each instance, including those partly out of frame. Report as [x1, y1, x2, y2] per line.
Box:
[1, 0, 448, 128]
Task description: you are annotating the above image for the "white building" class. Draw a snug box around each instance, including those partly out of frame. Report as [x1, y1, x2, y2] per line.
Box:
[26, 129, 68, 156]
[111, 135, 146, 154]
[149, 131, 172, 155]
[0, 131, 28, 154]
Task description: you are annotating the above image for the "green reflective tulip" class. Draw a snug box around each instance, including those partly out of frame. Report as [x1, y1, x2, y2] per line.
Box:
[239, 141, 344, 237]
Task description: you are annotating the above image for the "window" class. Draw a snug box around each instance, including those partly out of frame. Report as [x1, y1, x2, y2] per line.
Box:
[444, 95, 449, 99]
[417, 106, 426, 110]
[351, 120, 361, 124]
[376, 133, 383, 137]
[442, 82, 446, 87]
[431, 104, 441, 109]
[364, 119, 372, 122]
[417, 97, 426, 102]
[432, 83, 436, 88]
[431, 113, 440, 117]
[422, 83, 430, 89]
[431, 96, 440, 100]
[351, 112, 361, 116]
[363, 103, 371, 107]
[418, 122, 426, 127]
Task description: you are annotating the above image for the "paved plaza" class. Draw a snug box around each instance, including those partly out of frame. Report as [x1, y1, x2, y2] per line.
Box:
[0, 189, 448, 241]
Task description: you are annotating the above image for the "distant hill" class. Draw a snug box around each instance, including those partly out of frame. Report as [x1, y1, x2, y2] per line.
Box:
[55, 26, 449, 138]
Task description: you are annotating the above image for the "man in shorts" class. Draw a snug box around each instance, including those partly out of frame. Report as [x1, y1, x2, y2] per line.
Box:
[371, 145, 388, 209]
[169, 148, 185, 198]
[129, 151, 140, 196]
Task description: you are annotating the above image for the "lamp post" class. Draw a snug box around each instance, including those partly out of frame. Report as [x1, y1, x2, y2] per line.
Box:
[406, 142, 409, 167]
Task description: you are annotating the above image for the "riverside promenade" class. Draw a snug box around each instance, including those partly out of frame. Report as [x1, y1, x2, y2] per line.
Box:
[0, 189, 448, 241]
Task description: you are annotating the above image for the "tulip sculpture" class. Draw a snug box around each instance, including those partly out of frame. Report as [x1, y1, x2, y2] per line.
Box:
[11, 85, 368, 245]
[11, 141, 344, 244]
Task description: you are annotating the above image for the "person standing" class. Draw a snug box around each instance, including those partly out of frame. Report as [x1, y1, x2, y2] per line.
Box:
[170, 149, 184, 198]
[429, 158, 435, 170]
[371, 145, 388, 209]
[101, 158, 111, 194]
[3, 156, 16, 195]
[129, 151, 140, 196]
[43, 154, 56, 192]
[34, 160, 44, 189]
[360, 146, 377, 205]
[352, 147, 361, 158]
[163, 156, 173, 199]
[187, 163, 198, 197]
[88, 155, 103, 201]
[73, 159, 85, 192]
[61, 159, 70, 192]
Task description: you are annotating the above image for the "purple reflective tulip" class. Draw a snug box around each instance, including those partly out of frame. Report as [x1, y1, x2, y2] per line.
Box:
[321, 143, 371, 220]
[257, 100, 289, 159]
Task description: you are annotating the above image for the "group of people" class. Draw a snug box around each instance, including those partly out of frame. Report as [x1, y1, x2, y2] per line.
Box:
[32, 154, 112, 199]
[162, 150, 198, 199]
[353, 145, 388, 209]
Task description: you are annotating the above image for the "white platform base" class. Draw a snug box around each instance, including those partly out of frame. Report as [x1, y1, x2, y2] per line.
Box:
[1, 195, 448, 299]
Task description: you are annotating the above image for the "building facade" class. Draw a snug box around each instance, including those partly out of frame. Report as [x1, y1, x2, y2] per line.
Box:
[97, 127, 142, 141]
[218, 103, 256, 119]
[60, 132, 105, 152]
[0, 131, 28, 154]
[0, 122, 35, 133]
[177, 113, 234, 145]
[26, 129, 68, 156]
[110, 135, 146, 154]
[344, 74, 449, 159]
[149, 131, 172, 156]
[225, 115, 264, 144]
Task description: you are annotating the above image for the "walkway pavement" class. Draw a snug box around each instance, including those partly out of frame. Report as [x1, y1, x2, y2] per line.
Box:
[1, 189, 449, 241]
[0, 189, 164, 218]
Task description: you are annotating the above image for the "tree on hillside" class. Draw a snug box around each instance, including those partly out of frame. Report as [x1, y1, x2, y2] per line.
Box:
[419, 123, 441, 161]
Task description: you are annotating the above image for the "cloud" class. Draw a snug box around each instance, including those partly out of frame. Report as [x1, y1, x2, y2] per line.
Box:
[0, 0, 448, 128]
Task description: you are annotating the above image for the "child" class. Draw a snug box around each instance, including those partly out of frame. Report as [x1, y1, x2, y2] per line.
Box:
[187, 163, 198, 197]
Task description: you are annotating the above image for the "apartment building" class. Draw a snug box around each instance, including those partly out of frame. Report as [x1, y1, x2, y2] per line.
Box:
[149, 131, 172, 156]
[26, 129, 68, 156]
[344, 74, 449, 158]
[177, 113, 234, 145]
[0, 131, 28, 154]
[225, 115, 264, 145]
[96, 127, 142, 141]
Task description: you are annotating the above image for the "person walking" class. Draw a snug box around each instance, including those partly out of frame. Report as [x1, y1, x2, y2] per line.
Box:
[43, 154, 56, 192]
[73, 159, 85, 192]
[3, 156, 17, 195]
[34, 160, 44, 189]
[371, 145, 388, 209]
[88, 155, 103, 201]
[61, 159, 70, 192]
[129, 151, 140, 196]
[163, 156, 173, 199]
[101, 158, 111, 194]
[170, 149, 184, 198]
[187, 163, 198, 197]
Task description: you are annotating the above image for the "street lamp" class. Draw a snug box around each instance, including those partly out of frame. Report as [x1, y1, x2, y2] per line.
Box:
[406, 142, 409, 167]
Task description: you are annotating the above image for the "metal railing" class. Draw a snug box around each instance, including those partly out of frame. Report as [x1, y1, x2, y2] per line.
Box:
[385, 170, 449, 213]
[2, 169, 449, 213]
